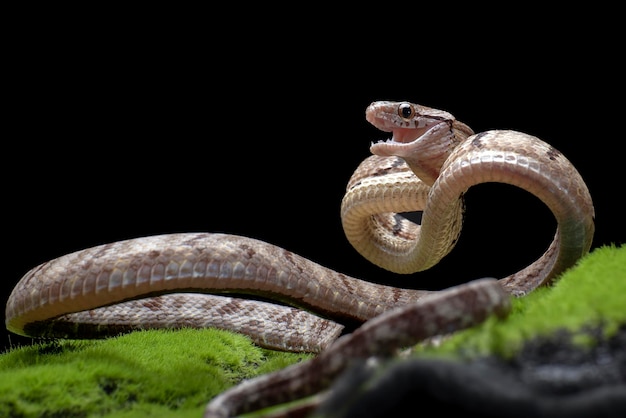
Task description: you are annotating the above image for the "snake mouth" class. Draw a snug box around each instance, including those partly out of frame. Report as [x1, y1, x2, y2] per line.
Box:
[370, 122, 445, 156]
[390, 125, 433, 143]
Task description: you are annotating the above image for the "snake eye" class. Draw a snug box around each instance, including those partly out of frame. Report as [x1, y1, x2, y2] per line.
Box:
[397, 103, 415, 120]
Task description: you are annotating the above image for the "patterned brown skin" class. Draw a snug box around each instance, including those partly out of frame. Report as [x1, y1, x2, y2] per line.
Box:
[5, 101, 594, 416]
[203, 279, 510, 418]
[343, 102, 595, 292]
[25, 293, 345, 353]
[6, 232, 433, 353]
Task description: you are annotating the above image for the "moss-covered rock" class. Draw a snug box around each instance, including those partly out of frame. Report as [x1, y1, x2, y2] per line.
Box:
[313, 244, 626, 418]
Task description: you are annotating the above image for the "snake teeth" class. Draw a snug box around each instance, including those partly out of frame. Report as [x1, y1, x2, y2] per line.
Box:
[370, 138, 394, 147]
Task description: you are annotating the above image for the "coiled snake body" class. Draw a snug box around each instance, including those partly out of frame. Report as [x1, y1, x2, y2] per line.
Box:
[5, 101, 595, 417]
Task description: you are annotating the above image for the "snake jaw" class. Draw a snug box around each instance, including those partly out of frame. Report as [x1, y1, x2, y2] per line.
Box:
[369, 120, 459, 186]
[369, 122, 448, 157]
[366, 101, 456, 160]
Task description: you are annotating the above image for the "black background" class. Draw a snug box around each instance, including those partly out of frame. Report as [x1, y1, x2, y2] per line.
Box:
[3, 8, 624, 353]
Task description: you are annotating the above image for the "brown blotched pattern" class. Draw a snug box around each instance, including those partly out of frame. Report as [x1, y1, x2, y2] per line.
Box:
[344, 102, 594, 295]
[204, 279, 510, 418]
[5, 101, 595, 417]
[6, 232, 432, 352]
[27, 294, 344, 353]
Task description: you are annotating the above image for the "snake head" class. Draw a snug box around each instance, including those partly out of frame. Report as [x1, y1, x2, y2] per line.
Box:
[366, 101, 455, 145]
[366, 101, 463, 185]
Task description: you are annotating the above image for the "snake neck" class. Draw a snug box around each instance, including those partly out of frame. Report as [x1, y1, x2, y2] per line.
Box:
[371, 120, 474, 186]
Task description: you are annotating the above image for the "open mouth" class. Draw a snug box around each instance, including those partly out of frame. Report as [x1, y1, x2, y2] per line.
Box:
[370, 121, 444, 156]
[388, 125, 435, 143]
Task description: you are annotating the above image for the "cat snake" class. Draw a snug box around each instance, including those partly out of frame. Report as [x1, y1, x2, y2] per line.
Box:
[5, 101, 595, 417]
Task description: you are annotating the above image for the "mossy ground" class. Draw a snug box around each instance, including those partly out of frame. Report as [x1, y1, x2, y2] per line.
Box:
[414, 244, 626, 359]
[1, 244, 624, 417]
[0, 328, 311, 417]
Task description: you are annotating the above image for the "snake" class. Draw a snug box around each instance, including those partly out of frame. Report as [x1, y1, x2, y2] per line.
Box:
[5, 101, 595, 417]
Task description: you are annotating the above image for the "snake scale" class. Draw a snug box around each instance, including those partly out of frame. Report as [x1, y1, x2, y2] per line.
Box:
[5, 101, 595, 417]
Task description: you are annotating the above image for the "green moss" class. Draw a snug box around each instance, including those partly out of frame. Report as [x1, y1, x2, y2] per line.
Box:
[1, 245, 623, 417]
[414, 244, 626, 358]
[0, 328, 311, 418]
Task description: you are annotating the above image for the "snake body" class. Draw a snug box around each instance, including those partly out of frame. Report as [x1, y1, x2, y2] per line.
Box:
[6, 232, 430, 352]
[343, 101, 594, 293]
[205, 278, 510, 418]
[5, 101, 595, 417]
